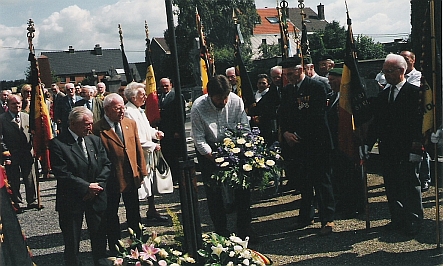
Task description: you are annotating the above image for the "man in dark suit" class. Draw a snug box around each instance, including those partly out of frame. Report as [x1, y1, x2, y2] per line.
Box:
[54, 83, 82, 135]
[248, 74, 280, 145]
[92, 93, 147, 253]
[278, 57, 335, 236]
[157, 77, 185, 184]
[0, 89, 11, 114]
[364, 54, 423, 235]
[75, 86, 104, 123]
[49, 106, 110, 266]
[0, 94, 36, 211]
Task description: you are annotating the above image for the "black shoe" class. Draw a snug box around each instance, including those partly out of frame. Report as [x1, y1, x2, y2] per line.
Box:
[384, 221, 403, 232]
[146, 212, 169, 223]
[404, 221, 421, 236]
[288, 219, 314, 230]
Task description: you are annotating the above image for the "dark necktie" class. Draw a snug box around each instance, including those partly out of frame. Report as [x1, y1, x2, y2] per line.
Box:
[70, 98, 75, 107]
[15, 113, 20, 124]
[114, 122, 124, 143]
[77, 137, 88, 159]
[86, 100, 91, 110]
[389, 85, 396, 103]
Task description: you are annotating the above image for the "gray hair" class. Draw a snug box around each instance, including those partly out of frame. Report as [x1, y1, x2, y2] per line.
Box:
[225, 67, 235, 76]
[385, 54, 407, 74]
[103, 93, 124, 108]
[69, 106, 93, 123]
[83, 85, 95, 94]
[124, 82, 145, 102]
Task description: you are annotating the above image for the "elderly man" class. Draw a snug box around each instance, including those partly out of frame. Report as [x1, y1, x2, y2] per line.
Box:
[124, 82, 168, 223]
[0, 90, 11, 114]
[317, 54, 335, 77]
[191, 75, 258, 243]
[0, 94, 37, 212]
[364, 54, 423, 236]
[278, 57, 335, 235]
[304, 59, 332, 93]
[270, 65, 283, 99]
[54, 83, 82, 135]
[95, 82, 108, 101]
[75, 85, 104, 122]
[93, 93, 147, 253]
[157, 77, 185, 184]
[49, 106, 110, 266]
[225, 67, 238, 94]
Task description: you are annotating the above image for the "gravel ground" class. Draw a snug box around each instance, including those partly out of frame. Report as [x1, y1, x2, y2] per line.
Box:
[17, 161, 443, 266]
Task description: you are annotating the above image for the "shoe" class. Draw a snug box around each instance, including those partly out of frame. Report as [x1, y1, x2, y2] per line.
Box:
[28, 203, 43, 210]
[13, 203, 24, 214]
[288, 219, 314, 230]
[421, 182, 430, 192]
[146, 212, 169, 223]
[318, 222, 334, 236]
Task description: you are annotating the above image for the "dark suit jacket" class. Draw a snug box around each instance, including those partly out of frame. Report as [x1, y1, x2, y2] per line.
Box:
[92, 117, 147, 194]
[158, 90, 185, 140]
[366, 82, 422, 161]
[326, 92, 339, 149]
[49, 132, 111, 212]
[54, 95, 82, 133]
[0, 112, 32, 165]
[278, 76, 332, 161]
[248, 88, 280, 144]
[75, 98, 104, 123]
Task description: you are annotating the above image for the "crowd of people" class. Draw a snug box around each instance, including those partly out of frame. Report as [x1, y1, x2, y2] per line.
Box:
[0, 50, 440, 265]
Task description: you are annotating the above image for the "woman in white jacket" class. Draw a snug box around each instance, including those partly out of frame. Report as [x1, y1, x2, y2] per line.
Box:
[124, 82, 168, 223]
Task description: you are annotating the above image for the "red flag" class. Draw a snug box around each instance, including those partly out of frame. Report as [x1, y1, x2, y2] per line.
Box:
[144, 21, 160, 125]
[33, 84, 53, 172]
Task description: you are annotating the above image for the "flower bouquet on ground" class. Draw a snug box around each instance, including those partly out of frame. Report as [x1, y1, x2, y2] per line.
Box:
[197, 232, 272, 266]
[210, 123, 283, 191]
[109, 223, 196, 266]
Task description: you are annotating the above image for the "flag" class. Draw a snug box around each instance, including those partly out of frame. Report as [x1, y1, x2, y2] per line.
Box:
[196, 8, 214, 94]
[300, 19, 310, 61]
[338, 13, 371, 160]
[144, 21, 160, 125]
[119, 24, 134, 83]
[277, 4, 290, 60]
[27, 19, 53, 173]
[233, 16, 254, 108]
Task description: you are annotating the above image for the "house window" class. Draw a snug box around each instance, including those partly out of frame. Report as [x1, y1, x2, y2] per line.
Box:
[60, 76, 66, 83]
[266, 17, 279, 24]
[262, 39, 267, 45]
[70, 76, 75, 82]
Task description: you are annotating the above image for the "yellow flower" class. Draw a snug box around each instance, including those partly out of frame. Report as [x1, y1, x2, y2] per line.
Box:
[237, 138, 246, 145]
[231, 147, 241, 154]
[243, 164, 253, 171]
[244, 151, 254, 157]
[245, 143, 252, 148]
[266, 160, 275, 166]
[215, 157, 225, 163]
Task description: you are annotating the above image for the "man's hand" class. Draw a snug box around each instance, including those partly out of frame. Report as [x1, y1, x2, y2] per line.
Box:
[283, 131, 301, 147]
[156, 131, 164, 140]
[83, 183, 103, 201]
[154, 144, 161, 151]
[431, 129, 443, 144]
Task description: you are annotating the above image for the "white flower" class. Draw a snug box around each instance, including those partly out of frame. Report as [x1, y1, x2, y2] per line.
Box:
[221, 162, 229, 167]
[243, 258, 250, 265]
[229, 251, 236, 257]
[234, 245, 243, 252]
[275, 154, 281, 160]
[237, 138, 246, 145]
[185, 256, 196, 263]
[172, 250, 182, 256]
[244, 151, 254, 157]
[158, 249, 168, 258]
[240, 249, 252, 259]
[215, 157, 225, 163]
[231, 147, 241, 154]
[211, 244, 228, 257]
[227, 262, 234, 266]
[243, 164, 253, 172]
[265, 160, 275, 166]
[245, 142, 252, 148]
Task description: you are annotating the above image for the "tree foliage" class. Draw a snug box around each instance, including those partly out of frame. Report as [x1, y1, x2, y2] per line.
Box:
[167, 0, 259, 86]
[354, 35, 386, 60]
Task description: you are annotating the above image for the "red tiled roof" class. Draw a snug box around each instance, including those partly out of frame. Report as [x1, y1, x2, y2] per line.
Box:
[253, 8, 295, 35]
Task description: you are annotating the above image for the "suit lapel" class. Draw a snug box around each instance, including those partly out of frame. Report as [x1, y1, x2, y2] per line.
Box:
[99, 119, 124, 147]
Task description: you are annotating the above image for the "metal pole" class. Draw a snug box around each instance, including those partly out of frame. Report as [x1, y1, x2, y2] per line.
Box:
[428, 0, 440, 249]
[165, 0, 202, 258]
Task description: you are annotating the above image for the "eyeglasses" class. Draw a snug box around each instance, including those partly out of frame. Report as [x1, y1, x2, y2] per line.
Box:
[257, 82, 267, 85]
[111, 106, 125, 112]
[382, 68, 400, 74]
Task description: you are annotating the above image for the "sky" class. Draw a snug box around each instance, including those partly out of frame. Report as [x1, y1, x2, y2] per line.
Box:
[0, 0, 412, 81]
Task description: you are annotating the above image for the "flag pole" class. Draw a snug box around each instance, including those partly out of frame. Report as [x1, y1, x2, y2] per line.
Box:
[26, 19, 42, 209]
[118, 24, 134, 83]
[428, 0, 440, 249]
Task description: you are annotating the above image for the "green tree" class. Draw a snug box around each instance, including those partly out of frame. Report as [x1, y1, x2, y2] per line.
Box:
[168, 0, 259, 86]
[354, 35, 387, 60]
[257, 43, 281, 59]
